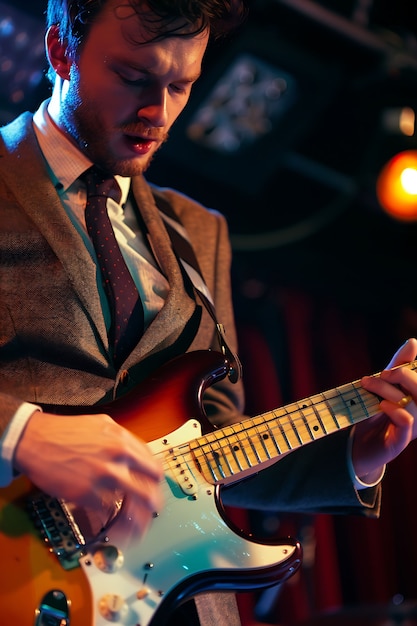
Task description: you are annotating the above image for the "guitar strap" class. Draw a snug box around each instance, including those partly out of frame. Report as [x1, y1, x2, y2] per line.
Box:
[155, 195, 242, 384]
[195, 592, 242, 626]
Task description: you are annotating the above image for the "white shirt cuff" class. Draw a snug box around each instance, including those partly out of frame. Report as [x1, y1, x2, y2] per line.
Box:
[0, 402, 41, 486]
[347, 426, 385, 490]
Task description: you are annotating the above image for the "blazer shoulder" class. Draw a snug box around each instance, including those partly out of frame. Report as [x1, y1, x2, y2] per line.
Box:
[0, 112, 35, 156]
[149, 182, 226, 229]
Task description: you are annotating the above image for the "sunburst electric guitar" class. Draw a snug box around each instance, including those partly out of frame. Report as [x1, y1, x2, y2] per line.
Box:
[0, 350, 405, 625]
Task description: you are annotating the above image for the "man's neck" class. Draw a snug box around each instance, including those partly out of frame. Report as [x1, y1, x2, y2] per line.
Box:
[47, 77, 77, 149]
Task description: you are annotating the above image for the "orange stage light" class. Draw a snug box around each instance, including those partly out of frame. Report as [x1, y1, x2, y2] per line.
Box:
[376, 150, 417, 221]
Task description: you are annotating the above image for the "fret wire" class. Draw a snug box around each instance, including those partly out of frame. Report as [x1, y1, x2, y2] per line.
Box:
[247, 427, 263, 464]
[284, 396, 336, 436]
[193, 443, 218, 482]
[261, 419, 293, 454]
[234, 421, 260, 467]
[296, 402, 321, 442]
[199, 435, 228, 480]
[294, 400, 328, 438]
[194, 420, 270, 479]
[210, 442, 228, 479]
[220, 424, 248, 470]
[350, 383, 371, 421]
[310, 399, 328, 434]
[267, 423, 282, 455]
[269, 402, 328, 444]
[318, 391, 341, 430]
[276, 417, 292, 451]
[253, 424, 274, 460]
[198, 444, 221, 481]
[263, 415, 287, 454]
[286, 409, 304, 445]
[268, 412, 299, 449]
[190, 359, 417, 484]
[354, 384, 380, 415]
[217, 438, 235, 477]
[324, 389, 351, 429]
[318, 391, 340, 433]
[298, 403, 316, 441]
[262, 422, 283, 456]
[232, 423, 255, 469]
[226, 428, 246, 473]
[290, 397, 333, 441]
[219, 437, 239, 478]
[214, 429, 238, 476]
[334, 382, 365, 427]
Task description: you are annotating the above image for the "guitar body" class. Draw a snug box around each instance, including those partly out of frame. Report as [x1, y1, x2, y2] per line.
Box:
[0, 351, 301, 626]
[0, 475, 93, 624]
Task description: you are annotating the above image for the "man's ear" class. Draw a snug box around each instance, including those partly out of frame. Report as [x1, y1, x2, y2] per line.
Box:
[45, 25, 72, 80]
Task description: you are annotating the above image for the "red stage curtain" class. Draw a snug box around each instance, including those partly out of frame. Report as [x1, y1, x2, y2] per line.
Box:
[235, 288, 417, 625]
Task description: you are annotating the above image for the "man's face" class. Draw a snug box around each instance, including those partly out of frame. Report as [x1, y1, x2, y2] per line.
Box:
[50, 1, 208, 176]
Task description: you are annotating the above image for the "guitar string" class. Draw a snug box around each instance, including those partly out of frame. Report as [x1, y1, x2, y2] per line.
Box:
[189, 359, 417, 481]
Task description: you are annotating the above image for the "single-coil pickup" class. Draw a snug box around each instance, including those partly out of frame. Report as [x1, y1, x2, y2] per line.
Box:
[165, 449, 198, 498]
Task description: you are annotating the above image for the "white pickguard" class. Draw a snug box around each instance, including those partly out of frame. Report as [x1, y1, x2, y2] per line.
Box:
[78, 420, 299, 625]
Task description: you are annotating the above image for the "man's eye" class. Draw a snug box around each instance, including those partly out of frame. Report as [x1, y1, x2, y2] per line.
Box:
[170, 83, 190, 95]
[118, 74, 146, 86]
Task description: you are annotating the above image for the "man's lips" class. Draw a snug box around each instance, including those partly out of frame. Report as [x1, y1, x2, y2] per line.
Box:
[124, 133, 156, 154]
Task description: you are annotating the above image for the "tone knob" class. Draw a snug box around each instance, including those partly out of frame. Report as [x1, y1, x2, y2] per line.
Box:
[98, 593, 128, 622]
[93, 544, 124, 573]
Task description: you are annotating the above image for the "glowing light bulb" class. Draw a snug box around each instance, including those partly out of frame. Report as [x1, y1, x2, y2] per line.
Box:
[400, 167, 417, 195]
[376, 151, 417, 221]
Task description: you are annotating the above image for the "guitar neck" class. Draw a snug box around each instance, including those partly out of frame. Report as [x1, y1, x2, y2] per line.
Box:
[190, 359, 417, 486]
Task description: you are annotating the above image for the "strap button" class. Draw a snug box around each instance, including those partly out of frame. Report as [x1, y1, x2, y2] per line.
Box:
[119, 369, 130, 386]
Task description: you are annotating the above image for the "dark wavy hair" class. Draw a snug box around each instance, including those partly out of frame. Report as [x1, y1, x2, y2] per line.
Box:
[45, 0, 247, 82]
[47, 0, 247, 51]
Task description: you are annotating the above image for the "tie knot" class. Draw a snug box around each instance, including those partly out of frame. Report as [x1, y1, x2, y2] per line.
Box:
[83, 166, 122, 204]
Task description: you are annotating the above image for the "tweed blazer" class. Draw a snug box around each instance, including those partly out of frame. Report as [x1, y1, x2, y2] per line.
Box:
[0, 112, 380, 516]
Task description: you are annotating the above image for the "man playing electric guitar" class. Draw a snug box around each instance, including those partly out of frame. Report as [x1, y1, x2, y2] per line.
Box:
[0, 1, 417, 624]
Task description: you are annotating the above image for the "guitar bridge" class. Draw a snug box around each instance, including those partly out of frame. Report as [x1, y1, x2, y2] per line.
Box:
[28, 493, 86, 570]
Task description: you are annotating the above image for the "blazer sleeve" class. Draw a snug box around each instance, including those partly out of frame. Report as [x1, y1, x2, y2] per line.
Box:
[221, 428, 381, 516]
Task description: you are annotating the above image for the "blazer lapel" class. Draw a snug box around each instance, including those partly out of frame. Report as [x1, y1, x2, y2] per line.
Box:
[124, 175, 197, 365]
[0, 114, 109, 350]
[0, 113, 198, 368]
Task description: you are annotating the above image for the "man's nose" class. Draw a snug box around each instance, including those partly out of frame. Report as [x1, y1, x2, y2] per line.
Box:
[137, 89, 168, 127]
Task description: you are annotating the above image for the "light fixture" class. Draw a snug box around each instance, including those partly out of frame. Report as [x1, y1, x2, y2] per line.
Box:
[377, 150, 417, 221]
[186, 53, 297, 153]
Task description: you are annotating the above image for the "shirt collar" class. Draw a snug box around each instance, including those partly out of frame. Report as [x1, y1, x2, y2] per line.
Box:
[32, 99, 131, 203]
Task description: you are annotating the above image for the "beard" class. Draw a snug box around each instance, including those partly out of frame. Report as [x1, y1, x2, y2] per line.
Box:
[58, 73, 168, 177]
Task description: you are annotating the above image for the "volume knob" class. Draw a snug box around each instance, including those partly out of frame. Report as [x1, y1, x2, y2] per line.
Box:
[98, 593, 128, 622]
[93, 544, 124, 573]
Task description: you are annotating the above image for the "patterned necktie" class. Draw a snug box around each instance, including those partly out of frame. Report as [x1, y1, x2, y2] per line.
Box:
[83, 166, 144, 366]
